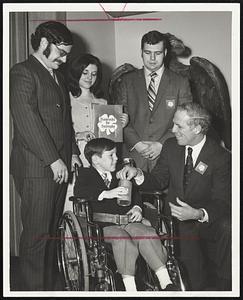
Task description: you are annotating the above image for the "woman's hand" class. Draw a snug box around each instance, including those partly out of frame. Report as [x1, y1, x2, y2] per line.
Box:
[120, 113, 129, 128]
[75, 131, 96, 142]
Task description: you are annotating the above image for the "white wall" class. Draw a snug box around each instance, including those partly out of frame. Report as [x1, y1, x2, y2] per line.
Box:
[114, 11, 232, 96]
[66, 12, 116, 98]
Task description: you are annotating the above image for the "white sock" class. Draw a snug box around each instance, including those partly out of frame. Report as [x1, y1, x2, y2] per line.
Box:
[155, 266, 172, 289]
[122, 275, 137, 291]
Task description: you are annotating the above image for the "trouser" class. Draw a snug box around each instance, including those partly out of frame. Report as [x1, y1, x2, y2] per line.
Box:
[175, 216, 231, 290]
[103, 222, 167, 275]
[13, 176, 68, 291]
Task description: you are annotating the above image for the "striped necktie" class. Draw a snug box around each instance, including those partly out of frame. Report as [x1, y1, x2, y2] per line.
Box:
[147, 72, 158, 111]
[102, 173, 111, 188]
[183, 147, 193, 191]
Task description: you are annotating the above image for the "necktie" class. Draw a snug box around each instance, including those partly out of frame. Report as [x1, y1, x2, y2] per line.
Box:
[183, 147, 193, 190]
[147, 72, 157, 111]
[49, 70, 58, 85]
[102, 173, 110, 188]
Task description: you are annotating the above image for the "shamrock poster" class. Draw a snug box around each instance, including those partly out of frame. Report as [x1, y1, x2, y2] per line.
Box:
[93, 105, 123, 142]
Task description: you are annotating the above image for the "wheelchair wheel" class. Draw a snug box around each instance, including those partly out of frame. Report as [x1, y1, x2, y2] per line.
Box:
[57, 211, 89, 291]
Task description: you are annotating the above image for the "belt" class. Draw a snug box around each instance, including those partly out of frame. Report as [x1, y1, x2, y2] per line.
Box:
[93, 212, 132, 225]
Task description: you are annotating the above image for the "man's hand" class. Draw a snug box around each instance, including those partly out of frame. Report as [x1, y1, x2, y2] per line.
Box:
[126, 206, 142, 222]
[71, 154, 82, 172]
[140, 141, 162, 160]
[116, 166, 138, 181]
[169, 197, 203, 221]
[134, 141, 149, 153]
[103, 187, 128, 199]
[50, 158, 68, 184]
[120, 113, 129, 128]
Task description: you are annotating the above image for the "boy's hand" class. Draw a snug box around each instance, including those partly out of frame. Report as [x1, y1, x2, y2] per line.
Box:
[103, 187, 128, 199]
[116, 166, 138, 180]
[126, 206, 142, 222]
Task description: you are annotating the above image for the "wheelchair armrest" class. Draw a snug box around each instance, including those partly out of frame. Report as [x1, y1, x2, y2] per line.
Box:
[69, 196, 88, 204]
[143, 201, 157, 210]
[139, 190, 164, 196]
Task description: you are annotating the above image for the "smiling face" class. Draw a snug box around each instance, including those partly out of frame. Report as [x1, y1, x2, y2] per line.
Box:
[172, 110, 201, 146]
[79, 64, 98, 90]
[141, 41, 166, 72]
[94, 147, 118, 173]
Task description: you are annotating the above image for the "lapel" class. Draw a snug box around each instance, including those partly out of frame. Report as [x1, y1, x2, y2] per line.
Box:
[177, 145, 186, 198]
[91, 167, 118, 189]
[184, 137, 213, 197]
[151, 68, 170, 117]
[136, 68, 151, 112]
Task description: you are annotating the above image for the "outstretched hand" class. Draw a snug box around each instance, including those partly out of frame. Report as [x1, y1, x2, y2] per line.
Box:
[116, 165, 138, 181]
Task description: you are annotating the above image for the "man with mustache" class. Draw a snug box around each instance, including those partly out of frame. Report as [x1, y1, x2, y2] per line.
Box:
[10, 21, 81, 290]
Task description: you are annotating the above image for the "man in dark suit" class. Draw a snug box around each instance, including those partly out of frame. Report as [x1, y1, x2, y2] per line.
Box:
[10, 21, 81, 290]
[116, 30, 192, 171]
[117, 102, 231, 291]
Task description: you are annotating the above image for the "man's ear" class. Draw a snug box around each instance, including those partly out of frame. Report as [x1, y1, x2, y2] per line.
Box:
[193, 124, 202, 135]
[39, 37, 48, 51]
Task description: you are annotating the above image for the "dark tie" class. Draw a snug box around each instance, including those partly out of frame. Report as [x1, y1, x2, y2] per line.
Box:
[147, 72, 157, 111]
[49, 70, 58, 85]
[183, 147, 193, 190]
[102, 173, 110, 188]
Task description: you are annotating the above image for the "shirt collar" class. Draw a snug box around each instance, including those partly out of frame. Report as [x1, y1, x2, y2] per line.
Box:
[144, 65, 165, 79]
[186, 135, 206, 156]
[94, 168, 112, 182]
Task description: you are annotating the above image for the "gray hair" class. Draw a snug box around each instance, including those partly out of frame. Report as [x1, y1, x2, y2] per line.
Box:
[177, 102, 211, 134]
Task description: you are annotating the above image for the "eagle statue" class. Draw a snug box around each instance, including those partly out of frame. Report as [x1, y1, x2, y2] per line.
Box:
[108, 33, 231, 151]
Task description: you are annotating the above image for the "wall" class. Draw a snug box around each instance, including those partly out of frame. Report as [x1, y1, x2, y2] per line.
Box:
[114, 11, 232, 96]
[66, 12, 116, 99]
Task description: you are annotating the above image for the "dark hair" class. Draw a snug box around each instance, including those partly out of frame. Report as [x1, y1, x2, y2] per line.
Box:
[84, 138, 116, 165]
[31, 21, 73, 51]
[141, 30, 171, 67]
[177, 102, 211, 134]
[67, 53, 103, 98]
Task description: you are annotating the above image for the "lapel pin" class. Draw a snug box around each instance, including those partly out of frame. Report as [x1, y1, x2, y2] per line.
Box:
[195, 161, 208, 175]
[166, 99, 175, 108]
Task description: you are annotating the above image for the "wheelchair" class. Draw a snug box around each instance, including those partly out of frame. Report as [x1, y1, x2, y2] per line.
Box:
[56, 190, 186, 291]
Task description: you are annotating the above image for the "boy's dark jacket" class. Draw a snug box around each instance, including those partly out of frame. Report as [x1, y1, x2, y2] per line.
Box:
[74, 166, 142, 217]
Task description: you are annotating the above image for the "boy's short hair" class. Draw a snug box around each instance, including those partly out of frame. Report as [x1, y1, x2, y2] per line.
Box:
[84, 138, 116, 165]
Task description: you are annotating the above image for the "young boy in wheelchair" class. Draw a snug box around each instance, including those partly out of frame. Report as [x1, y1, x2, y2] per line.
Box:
[74, 137, 176, 291]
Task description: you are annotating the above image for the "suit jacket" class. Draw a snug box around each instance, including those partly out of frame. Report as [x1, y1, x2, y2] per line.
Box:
[141, 137, 231, 224]
[118, 67, 192, 170]
[74, 166, 142, 216]
[10, 55, 79, 178]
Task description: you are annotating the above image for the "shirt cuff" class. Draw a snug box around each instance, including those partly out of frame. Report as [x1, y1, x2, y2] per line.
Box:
[134, 168, 144, 185]
[130, 141, 141, 152]
[198, 208, 209, 223]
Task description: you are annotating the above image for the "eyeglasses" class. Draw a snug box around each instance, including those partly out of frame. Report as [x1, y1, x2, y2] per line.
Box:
[53, 44, 69, 58]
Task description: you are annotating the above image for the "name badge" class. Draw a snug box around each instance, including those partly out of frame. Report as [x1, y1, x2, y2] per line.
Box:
[166, 99, 175, 109]
[195, 161, 208, 175]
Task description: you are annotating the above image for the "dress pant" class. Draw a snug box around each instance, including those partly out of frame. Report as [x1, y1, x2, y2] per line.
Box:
[14, 176, 67, 291]
[175, 216, 231, 290]
[103, 223, 167, 275]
